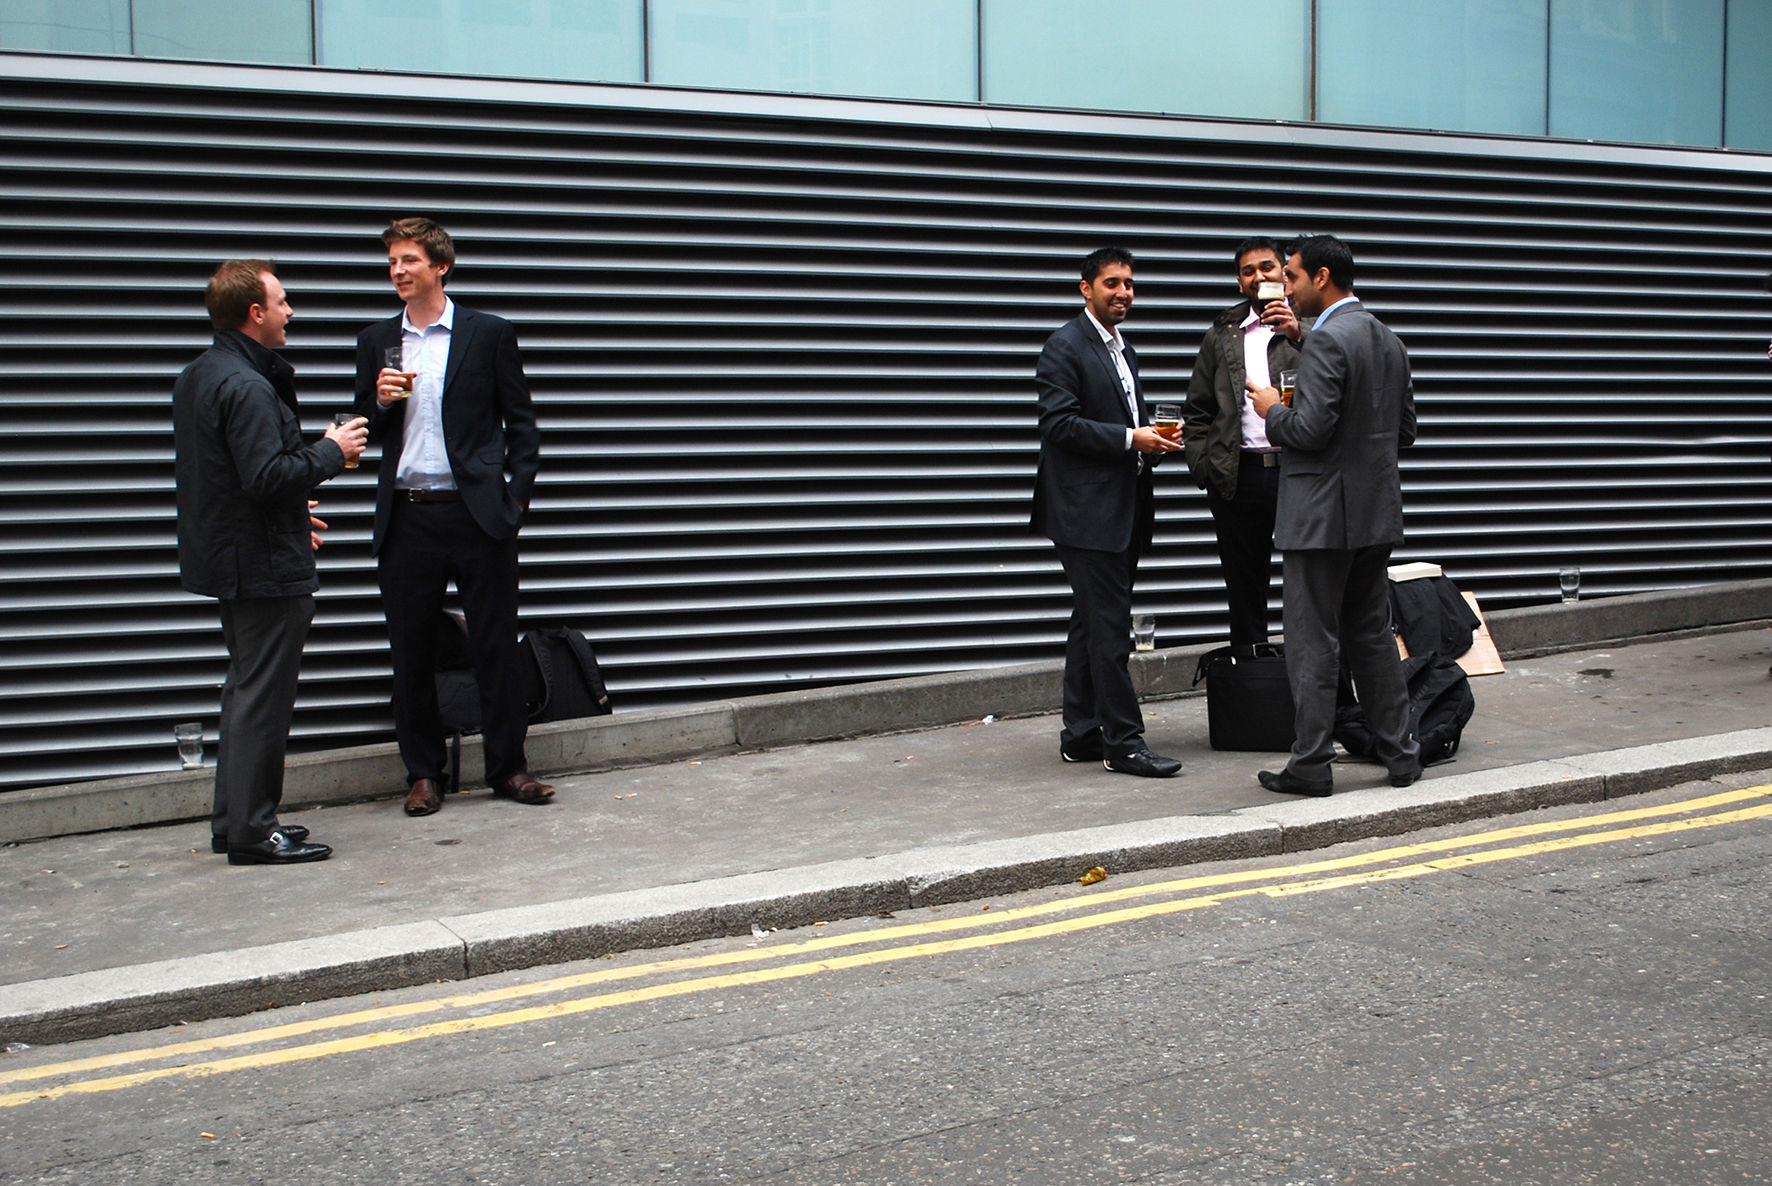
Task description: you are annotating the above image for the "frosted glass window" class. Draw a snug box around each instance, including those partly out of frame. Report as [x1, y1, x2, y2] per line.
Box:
[649, 0, 975, 102]
[0, 0, 129, 54]
[1549, 0, 1724, 146]
[1724, 0, 1772, 152]
[982, 0, 1309, 121]
[1318, 0, 1547, 135]
[320, 0, 643, 84]
[133, 0, 312, 64]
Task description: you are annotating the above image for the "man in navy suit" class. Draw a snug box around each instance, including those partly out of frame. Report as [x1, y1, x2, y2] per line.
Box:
[1031, 247, 1185, 778]
[1246, 235, 1422, 796]
[354, 218, 550, 816]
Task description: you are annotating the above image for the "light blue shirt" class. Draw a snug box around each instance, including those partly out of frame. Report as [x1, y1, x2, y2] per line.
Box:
[1313, 294, 1360, 330]
[395, 297, 457, 491]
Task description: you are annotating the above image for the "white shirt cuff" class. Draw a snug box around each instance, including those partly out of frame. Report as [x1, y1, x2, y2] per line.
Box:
[1125, 428, 1134, 450]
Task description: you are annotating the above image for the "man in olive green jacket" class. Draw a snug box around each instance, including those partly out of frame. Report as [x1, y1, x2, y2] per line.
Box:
[1181, 236, 1306, 645]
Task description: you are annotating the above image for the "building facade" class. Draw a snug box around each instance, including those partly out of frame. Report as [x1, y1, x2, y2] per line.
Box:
[2, 0, 1770, 789]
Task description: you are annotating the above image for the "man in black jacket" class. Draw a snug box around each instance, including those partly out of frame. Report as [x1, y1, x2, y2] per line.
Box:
[353, 218, 547, 817]
[1181, 236, 1305, 645]
[1032, 247, 1185, 777]
[173, 260, 366, 864]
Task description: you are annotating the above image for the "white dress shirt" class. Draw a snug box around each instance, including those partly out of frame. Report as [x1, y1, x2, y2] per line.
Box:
[1238, 305, 1276, 451]
[395, 297, 457, 491]
[1083, 307, 1140, 450]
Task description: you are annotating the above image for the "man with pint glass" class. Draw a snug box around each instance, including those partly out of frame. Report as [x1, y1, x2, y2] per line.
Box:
[353, 218, 547, 817]
[173, 260, 366, 864]
[1181, 236, 1305, 646]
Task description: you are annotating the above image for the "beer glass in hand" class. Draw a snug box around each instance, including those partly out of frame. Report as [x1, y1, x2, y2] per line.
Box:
[333, 414, 360, 468]
[1152, 403, 1182, 441]
[383, 346, 415, 401]
[1276, 370, 1297, 407]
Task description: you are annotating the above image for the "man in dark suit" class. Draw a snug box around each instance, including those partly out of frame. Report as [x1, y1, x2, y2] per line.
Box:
[174, 259, 366, 864]
[1246, 235, 1422, 796]
[1031, 247, 1185, 778]
[353, 218, 550, 816]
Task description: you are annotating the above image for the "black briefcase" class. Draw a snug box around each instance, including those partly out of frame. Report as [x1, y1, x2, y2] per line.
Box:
[1191, 644, 1296, 752]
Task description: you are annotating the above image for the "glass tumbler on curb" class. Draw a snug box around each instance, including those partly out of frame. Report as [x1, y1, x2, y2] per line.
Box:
[1132, 614, 1157, 652]
[1559, 566, 1580, 603]
[1276, 370, 1297, 407]
[332, 413, 359, 468]
[174, 722, 204, 769]
[385, 346, 415, 399]
[1151, 404, 1181, 441]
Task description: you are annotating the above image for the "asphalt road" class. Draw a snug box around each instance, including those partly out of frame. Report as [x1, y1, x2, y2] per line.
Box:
[4, 774, 1771, 1185]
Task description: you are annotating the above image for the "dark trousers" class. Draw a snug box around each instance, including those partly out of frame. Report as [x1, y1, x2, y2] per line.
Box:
[212, 594, 314, 847]
[1206, 454, 1281, 645]
[1053, 542, 1144, 757]
[1281, 544, 1420, 782]
[379, 498, 528, 789]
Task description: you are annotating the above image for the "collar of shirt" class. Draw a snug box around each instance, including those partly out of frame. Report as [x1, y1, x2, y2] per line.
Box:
[1238, 303, 1266, 332]
[402, 296, 455, 336]
[1083, 306, 1125, 351]
[1313, 294, 1359, 330]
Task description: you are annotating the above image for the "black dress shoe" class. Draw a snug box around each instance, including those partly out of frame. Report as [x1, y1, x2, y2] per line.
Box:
[1258, 769, 1334, 797]
[227, 830, 332, 866]
[212, 824, 308, 854]
[1060, 735, 1104, 763]
[1389, 764, 1423, 788]
[1103, 748, 1183, 778]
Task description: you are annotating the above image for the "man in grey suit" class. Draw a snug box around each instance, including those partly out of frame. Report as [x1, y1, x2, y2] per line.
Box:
[1245, 236, 1421, 795]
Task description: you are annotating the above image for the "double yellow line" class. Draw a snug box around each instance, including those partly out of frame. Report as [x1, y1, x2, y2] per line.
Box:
[5, 784, 1769, 1109]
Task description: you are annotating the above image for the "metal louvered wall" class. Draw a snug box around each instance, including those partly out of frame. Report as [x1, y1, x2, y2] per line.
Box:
[2, 54, 1771, 791]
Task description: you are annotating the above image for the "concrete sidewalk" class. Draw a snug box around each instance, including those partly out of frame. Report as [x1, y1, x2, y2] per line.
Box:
[3, 626, 1770, 1045]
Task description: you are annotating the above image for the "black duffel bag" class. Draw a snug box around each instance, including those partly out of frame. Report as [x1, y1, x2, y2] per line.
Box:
[1335, 651, 1474, 766]
[1192, 643, 1296, 752]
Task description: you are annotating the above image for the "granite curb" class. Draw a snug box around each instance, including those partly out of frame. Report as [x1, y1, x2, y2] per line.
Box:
[4, 726, 1768, 1047]
[7, 576, 1771, 846]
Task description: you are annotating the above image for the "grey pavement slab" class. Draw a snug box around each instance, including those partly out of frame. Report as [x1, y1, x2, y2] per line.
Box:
[1, 627, 1770, 1044]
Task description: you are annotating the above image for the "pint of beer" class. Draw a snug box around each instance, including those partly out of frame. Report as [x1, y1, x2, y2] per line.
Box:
[332, 413, 359, 468]
[1276, 370, 1297, 408]
[1152, 403, 1182, 441]
[384, 346, 415, 399]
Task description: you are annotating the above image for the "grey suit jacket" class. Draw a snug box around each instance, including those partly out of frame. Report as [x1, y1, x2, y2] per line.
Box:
[1263, 300, 1416, 550]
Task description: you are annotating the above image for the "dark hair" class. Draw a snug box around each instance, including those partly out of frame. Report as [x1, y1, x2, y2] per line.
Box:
[205, 259, 276, 330]
[1285, 234, 1355, 290]
[1081, 246, 1135, 284]
[1234, 236, 1282, 267]
[382, 217, 456, 286]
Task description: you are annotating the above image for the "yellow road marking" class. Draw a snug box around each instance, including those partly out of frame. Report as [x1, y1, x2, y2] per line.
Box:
[4, 792, 1766, 1109]
[3, 783, 1765, 1091]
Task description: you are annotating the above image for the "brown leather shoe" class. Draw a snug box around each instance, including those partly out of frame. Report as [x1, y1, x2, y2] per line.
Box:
[493, 772, 555, 805]
[404, 778, 443, 817]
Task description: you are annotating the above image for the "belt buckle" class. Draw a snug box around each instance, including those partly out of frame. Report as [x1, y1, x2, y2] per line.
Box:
[1264, 452, 1280, 468]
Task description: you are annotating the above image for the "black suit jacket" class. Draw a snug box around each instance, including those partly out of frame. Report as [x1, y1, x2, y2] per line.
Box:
[1030, 312, 1162, 553]
[353, 306, 542, 556]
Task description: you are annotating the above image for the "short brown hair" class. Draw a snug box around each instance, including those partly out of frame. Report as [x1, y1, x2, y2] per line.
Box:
[205, 259, 276, 330]
[381, 217, 455, 285]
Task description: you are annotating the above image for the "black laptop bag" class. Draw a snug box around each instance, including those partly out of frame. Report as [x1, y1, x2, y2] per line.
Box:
[1191, 643, 1297, 752]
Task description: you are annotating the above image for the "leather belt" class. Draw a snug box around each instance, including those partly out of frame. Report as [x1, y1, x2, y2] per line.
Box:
[1240, 450, 1282, 469]
[400, 488, 460, 503]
